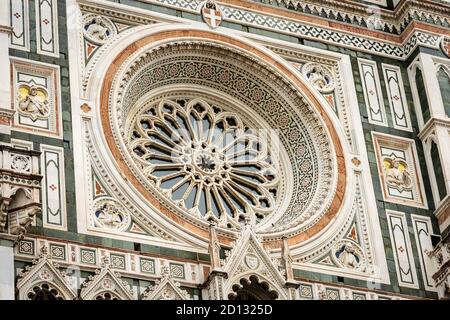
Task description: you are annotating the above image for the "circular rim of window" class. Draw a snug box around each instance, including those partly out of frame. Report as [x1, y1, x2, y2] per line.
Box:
[99, 29, 347, 244]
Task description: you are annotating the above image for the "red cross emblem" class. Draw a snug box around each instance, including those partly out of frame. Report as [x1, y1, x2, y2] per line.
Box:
[202, 3, 222, 29]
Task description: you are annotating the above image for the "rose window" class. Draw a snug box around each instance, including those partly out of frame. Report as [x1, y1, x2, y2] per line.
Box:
[107, 40, 340, 236]
[128, 98, 280, 226]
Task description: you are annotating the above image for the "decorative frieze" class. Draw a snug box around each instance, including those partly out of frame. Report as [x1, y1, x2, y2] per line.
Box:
[15, 237, 201, 284]
[299, 282, 409, 300]
[80, 256, 134, 300]
[385, 210, 419, 289]
[16, 246, 77, 300]
[372, 132, 427, 208]
[77, 1, 442, 61]
[141, 266, 191, 300]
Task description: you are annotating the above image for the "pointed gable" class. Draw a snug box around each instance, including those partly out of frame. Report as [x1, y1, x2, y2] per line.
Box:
[17, 246, 77, 300]
[220, 226, 288, 299]
[141, 266, 191, 300]
[80, 257, 134, 300]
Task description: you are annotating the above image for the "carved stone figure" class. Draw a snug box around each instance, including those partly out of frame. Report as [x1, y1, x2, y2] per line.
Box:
[281, 236, 294, 282]
[208, 223, 222, 271]
[336, 243, 359, 269]
[86, 16, 110, 42]
[82, 14, 116, 44]
[302, 63, 335, 93]
[385, 157, 412, 191]
[93, 199, 131, 231]
[18, 85, 50, 120]
[95, 202, 123, 228]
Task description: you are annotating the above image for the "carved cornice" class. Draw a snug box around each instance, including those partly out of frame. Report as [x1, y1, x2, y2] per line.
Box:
[0, 25, 13, 34]
[78, 0, 447, 60]
[244, 0, 450, 35]
[418, 117, 450, 140]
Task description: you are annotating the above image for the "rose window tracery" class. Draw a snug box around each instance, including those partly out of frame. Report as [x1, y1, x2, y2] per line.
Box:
[104, 38, 343, 237]
[27, 283, 64, 300]
[128, 98, 280, 226]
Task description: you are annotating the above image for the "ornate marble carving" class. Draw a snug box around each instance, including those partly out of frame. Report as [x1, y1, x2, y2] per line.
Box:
[80, 256, 134, 300]
[11, 154, 31, 172]
[16, 246, 77, 300]
[17, 85, 50, 120]
[108, 39, 338, 237]
[141, 266, 191, 300]
[201, 0, 222, 29]
[301, 63, 335, 93]
[332, 240, 366, 271]
[93, 198, 131, 232]
[128, 97, 281, 227]
[441, 36, 450, 58]
[12, 58, 60, 136]
[384, 156, 412, 192]
[82, 14, 116, 45]
[207, 226, 289, 300]
[0, 145, 41, 236]
[373, 133, 426, 208]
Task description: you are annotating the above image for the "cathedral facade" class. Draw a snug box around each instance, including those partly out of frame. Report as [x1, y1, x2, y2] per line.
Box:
[0, 0, 450, 300]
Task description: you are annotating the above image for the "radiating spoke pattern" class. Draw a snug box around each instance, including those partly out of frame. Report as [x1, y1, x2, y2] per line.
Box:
[128, 98, 280, 227]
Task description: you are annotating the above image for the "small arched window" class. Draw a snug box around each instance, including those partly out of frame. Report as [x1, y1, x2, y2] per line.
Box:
[437, 67, 450, 117]
[27, 283, 64, 300]
[415, 68, 431, 124]
[431, 140, 447, 202]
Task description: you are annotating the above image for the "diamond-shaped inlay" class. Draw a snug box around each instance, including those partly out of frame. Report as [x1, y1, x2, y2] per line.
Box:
[18, 240, 35, 255]
[299, 284, 313, 299]
[110, 253, 126, 270]
[140, 258, 155, 274]
[50, 244, 66, 260]
[169, 263, 185, 279]
[353, 293, 366, 300]
[325, 288, 340, 300]
[80, 248, 96, 265]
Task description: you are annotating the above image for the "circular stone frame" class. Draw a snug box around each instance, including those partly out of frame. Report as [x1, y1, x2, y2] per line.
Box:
[98, 29, 347, 248]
